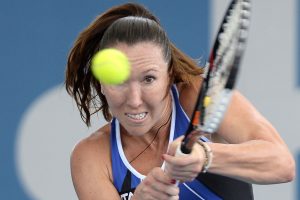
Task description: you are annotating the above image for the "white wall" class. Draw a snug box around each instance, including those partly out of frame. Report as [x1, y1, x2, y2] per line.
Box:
[212, 1, 299, 199]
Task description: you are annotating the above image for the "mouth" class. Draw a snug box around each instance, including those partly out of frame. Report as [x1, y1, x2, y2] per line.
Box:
[126, 112, 147, 121]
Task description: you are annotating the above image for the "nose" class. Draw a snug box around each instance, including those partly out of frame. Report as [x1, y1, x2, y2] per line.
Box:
[126, 82, 143, 108]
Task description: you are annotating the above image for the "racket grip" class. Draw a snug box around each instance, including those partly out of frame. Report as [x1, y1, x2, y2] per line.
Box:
[173, 144, 189, 186]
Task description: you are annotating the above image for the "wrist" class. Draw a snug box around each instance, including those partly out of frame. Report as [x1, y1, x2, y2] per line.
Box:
[197, 140, 213, 173]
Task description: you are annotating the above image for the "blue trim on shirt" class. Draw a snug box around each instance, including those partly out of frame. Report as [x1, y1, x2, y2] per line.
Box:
[111, 118, 128, 191]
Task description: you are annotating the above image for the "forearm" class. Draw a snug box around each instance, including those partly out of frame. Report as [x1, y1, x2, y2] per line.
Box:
[207, 140, 295, 184]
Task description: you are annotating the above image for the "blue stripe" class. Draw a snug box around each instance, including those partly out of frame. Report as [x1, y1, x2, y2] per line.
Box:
[110, 118, 123, 192]
[179, 181, 222, 200]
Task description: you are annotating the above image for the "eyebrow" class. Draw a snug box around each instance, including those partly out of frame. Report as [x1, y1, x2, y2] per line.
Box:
[142, 68, 160, 73]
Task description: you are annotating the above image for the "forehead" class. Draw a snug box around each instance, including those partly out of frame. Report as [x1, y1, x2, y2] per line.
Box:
[113, 42, 165, 61]
[112, 42, 168, 71]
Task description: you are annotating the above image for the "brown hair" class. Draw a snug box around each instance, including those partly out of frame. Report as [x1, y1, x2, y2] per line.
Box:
[65, 3, 203, 126]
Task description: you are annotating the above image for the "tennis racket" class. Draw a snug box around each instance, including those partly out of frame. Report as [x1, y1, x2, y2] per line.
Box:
[177, 0, 251, 157]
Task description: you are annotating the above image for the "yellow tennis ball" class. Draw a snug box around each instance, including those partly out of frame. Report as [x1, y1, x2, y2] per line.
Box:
[91, 48, 130, 85]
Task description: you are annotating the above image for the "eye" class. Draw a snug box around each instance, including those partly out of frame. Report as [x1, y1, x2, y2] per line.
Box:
[144, 75, 156, 84]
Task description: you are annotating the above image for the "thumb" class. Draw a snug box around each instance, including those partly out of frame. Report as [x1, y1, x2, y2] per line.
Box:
[166, 135, 184, 156]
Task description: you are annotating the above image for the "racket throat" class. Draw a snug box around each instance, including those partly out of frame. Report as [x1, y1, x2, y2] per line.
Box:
[181, 129, 201, 154]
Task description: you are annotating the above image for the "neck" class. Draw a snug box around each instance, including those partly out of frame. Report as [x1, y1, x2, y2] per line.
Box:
[149, 94, 172, 137]
[120, 94, 173, 164]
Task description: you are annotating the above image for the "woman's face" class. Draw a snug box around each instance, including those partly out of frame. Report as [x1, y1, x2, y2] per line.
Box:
[101, 42, 171, 136]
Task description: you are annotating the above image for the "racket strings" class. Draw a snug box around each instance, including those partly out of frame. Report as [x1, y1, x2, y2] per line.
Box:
[215, 2, 247, 71]
[208, 0, 251, 94]
[201, 0, 251, 133]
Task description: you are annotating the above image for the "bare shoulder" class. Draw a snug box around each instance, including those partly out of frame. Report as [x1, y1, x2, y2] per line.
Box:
[73, 123, 111, 152]
[71, 123, 111, 179]
[70, 123, 120, 199]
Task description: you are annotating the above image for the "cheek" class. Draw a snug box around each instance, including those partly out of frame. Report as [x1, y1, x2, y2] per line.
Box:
[143, 84, 169, 109]
[102, 88, 125, 109]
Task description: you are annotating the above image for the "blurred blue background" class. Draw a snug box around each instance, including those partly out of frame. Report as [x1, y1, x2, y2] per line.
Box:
[0, 1, 208, 199]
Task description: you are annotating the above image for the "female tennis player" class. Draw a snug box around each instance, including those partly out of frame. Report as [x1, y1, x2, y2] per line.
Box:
[65, 3, 295, 200]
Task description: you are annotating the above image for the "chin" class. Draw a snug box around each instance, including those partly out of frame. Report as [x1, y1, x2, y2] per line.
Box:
[123, 125, 150, 137]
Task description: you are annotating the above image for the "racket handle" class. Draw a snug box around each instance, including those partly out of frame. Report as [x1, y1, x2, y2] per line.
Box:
[173, 144, 188, 186]
[175, 143, 188, 157]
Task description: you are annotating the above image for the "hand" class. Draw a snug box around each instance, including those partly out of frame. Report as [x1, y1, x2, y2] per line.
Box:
[132, 167, 179, 200]
[163, 136, 206, 182]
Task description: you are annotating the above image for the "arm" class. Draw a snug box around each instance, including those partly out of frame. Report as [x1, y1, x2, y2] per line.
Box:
[165, 86, 295, 184]
[207, 91, 295, 184]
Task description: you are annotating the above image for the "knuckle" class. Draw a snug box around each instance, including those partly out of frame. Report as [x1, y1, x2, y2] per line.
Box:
[194, 164, 202, 173]
[141, 186, 149, 194]
[172, 186, 180, 195]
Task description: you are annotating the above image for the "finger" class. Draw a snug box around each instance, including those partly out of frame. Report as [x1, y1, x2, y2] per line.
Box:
[164, 164, 200, 181]
[166, 167, 199, 178]
[142, 178, 170, 200]
[149, 168, 180, 195]
[166, 139, 206, 161]
[168, 163, 202, 174]
[167, 136, 184, 156]
[164, 154, 203, 182]
[169, 173, 198, 182]
[162, 185, 179, 196]
[152, 183, 179, 197]
[164, 144, 206, 168]
[163, 153, 189, 166]
[143, 176, 179, 199]
[170, 195, 179, 200]
[151, 167, 174, 184]
[163, 154, 201, 169]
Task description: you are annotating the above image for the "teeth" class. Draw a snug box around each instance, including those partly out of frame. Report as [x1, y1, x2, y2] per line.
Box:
[127, 113, 146, 120]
